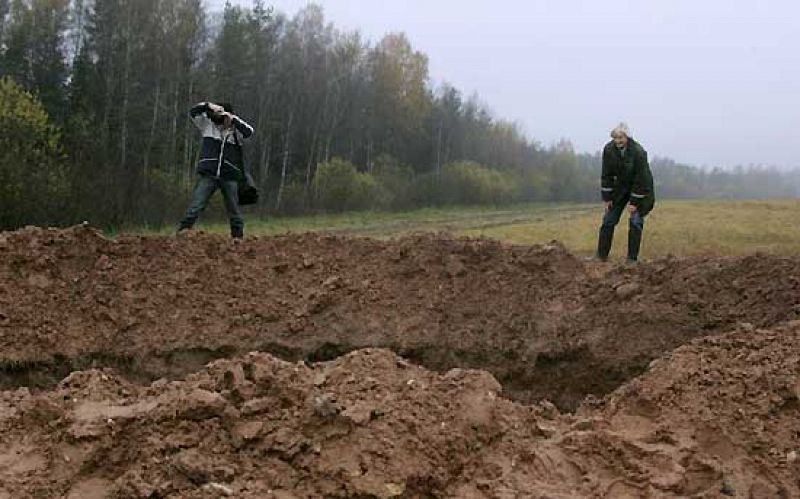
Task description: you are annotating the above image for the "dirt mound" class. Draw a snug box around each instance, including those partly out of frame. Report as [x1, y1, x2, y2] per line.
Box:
[597, 322, 800, 495]
[1, 226, 800, 410]
[1, 227, 799, 496]
[2, 324, 798, 497]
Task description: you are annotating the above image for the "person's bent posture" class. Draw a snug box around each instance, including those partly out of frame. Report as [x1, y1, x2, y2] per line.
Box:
[596, 123, 655, 262]
[178, 102, 254, 240]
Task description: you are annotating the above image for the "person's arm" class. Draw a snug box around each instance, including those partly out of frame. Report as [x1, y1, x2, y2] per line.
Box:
[228, 114, 254, 139]
[189, 102, 209, 118]
[189, 102, 221, 130]
[629, 146, 650, 210]
[601, 146, 615, 205]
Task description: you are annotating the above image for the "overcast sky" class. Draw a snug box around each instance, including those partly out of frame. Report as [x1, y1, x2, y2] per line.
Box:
[214, 0, 799, 169]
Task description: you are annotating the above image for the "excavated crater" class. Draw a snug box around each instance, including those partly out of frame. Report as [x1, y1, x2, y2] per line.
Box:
[1, 225, 799, 412]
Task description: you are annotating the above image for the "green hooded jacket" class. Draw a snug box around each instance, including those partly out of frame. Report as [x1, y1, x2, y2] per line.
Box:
[600, 138, 655, 215]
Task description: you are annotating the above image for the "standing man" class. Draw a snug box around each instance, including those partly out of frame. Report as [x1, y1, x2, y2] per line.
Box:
[596, 123, 655, 262]
[178, 101, 254, 240]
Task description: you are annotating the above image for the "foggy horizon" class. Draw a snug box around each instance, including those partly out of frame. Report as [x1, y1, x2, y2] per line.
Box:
[216, 0, 799, 170]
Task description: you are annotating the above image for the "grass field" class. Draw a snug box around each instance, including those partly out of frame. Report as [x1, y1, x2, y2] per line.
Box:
[158, 199, 800, 260]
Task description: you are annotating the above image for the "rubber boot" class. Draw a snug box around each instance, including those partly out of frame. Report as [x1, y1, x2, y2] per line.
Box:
[596, 226, 614, 261]
[627, 215, 644, 262]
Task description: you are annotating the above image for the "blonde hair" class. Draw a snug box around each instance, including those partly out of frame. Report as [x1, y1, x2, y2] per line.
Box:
[610, 122, 631, 138]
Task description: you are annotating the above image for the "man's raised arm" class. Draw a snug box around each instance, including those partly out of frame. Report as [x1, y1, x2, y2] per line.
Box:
[229, 114, 254, 139]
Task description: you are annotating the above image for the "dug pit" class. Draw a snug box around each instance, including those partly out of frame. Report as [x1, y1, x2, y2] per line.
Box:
[1, 226, 799, 411]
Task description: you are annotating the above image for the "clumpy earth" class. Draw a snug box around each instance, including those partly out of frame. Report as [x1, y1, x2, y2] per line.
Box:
[0, 226, 798, 497]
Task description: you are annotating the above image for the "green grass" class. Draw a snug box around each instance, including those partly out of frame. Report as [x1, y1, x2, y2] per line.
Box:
[462, 199, 800, 258]
[148, 199, 800, 259]
[150, 203, 580, 237]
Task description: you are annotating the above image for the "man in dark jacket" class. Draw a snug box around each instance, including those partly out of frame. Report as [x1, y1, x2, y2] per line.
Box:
[596, 123, 655, 262]
[178, 101, 254, 240]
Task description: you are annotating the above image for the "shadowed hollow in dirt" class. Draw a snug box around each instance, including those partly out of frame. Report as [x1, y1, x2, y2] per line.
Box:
[1, 226, 799, 411]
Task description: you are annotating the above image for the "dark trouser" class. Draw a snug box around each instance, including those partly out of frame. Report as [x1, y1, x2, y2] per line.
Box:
[179, 175, 244, 238]
[597, 194, 646, 261]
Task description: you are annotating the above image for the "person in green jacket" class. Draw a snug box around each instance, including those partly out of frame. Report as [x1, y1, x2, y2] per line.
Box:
[596, 123, 655, 262]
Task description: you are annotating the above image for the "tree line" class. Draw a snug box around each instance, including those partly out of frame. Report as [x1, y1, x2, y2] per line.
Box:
[1, 0, 797, 229]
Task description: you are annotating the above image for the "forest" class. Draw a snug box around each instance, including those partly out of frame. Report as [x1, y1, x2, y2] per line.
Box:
[1, 0, 798, 229]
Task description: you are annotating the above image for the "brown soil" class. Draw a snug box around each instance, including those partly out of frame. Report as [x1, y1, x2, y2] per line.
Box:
[1, 327, 799, 497]
[0, 226, 799, 497]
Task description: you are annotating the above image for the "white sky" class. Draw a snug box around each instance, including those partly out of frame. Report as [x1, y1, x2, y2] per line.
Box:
[212, 0, 800, 169]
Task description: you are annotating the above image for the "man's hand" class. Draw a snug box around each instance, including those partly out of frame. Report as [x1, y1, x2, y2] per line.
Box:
[605, 201, 613, 212]
[628, 204, 637, 214]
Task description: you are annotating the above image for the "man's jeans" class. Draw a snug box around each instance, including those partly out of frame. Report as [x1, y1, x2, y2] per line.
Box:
[179, 175, 244, 238]
[597, 196, 645, 261]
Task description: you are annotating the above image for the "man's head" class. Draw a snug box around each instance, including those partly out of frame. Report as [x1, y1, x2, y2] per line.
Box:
[610, 122, 630, 148]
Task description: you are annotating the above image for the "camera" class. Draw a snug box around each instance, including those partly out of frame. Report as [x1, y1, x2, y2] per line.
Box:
[209, 111, 227, 125]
